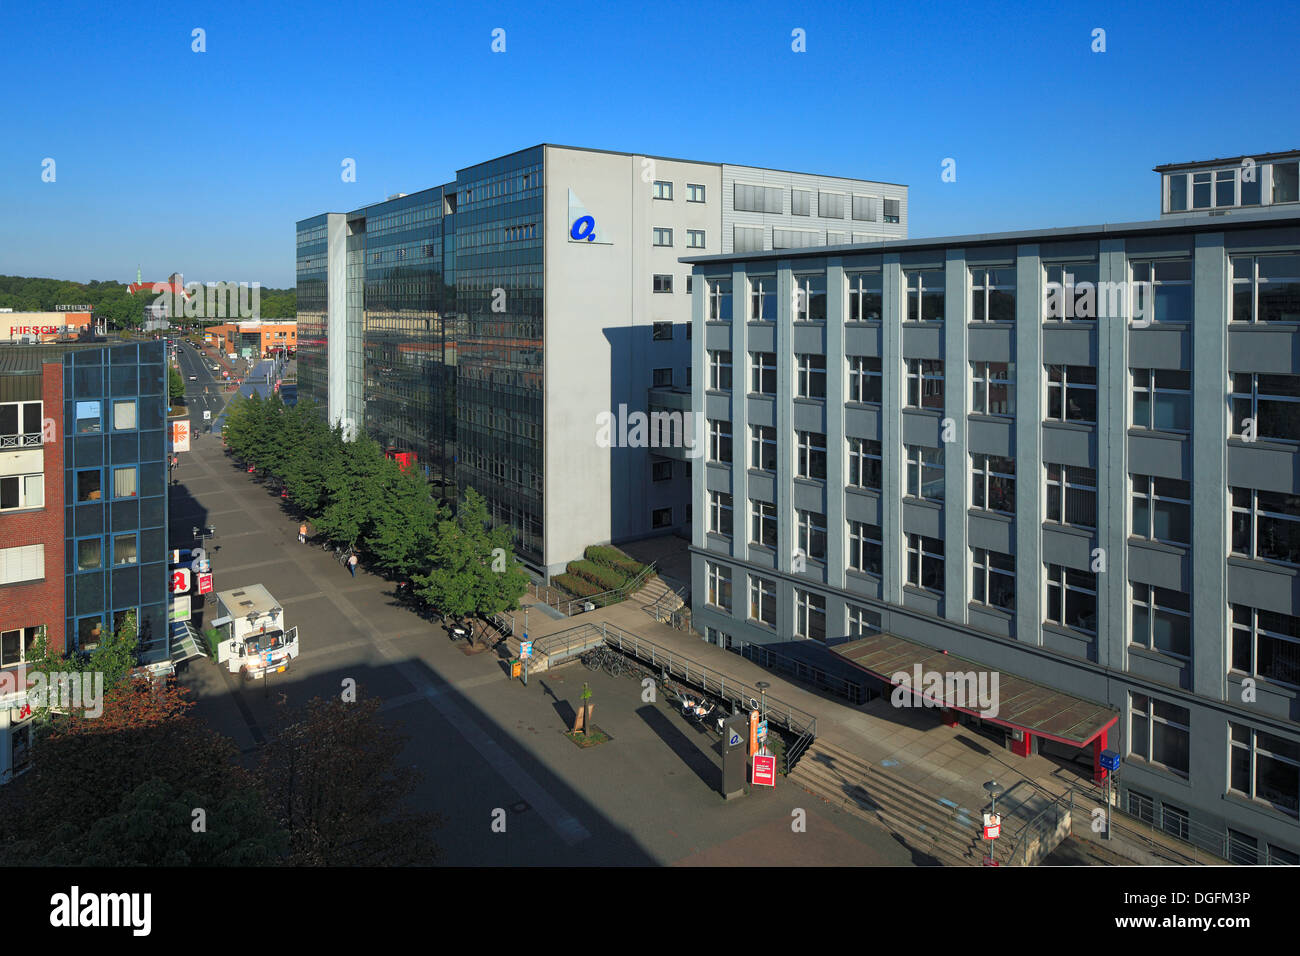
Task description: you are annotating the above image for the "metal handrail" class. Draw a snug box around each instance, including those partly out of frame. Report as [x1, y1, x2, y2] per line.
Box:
[568, 561, 657, 613]
[1005, 788, 1077, 866]
[646, 582, 687, 621]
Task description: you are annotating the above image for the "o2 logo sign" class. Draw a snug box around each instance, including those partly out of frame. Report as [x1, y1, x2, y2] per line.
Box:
[567, 189, 611, 245]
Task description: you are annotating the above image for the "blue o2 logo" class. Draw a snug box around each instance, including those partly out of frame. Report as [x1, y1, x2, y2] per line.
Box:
[570, 215, 596, 242]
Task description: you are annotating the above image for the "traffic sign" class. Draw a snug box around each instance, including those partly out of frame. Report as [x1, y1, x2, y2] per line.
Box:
[752, 753, 776, 787]
[1100, 750, 1121, 772]
[203, 410, 211, 421]
[170, 568, 191, 594]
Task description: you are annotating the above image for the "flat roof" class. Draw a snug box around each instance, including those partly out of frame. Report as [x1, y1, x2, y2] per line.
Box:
[831, 633, 1118, 747]
[216, 584, 281, 618]
[681, 206, 1300, 266]
[1154, 148, 1300, 173]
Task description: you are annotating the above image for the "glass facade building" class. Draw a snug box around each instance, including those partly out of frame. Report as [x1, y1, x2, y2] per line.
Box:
[295, 215, 331, 412]
[63, 342, 169, 664]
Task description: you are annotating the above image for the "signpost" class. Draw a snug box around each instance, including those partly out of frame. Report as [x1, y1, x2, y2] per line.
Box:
[1100, 750, 1120, 840]
[519, 637, 532, 686]
[170, 568, 192, 594]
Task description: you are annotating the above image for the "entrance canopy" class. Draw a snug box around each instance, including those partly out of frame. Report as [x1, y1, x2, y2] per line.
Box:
[831, 633, 1117, 748]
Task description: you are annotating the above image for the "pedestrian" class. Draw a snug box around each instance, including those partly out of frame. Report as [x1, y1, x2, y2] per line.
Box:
[298, 522, 307, 544]
[347, 553, 358, 577]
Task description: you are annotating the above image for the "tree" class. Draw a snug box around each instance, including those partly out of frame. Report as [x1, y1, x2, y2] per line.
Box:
[19, 610, 142, 721]
[313, 436, 387, 549]
[364, 462, 447, 580]
[168, 365, 185, 402]
[258, 697, 441, 865]
[413, 487, 529, 620]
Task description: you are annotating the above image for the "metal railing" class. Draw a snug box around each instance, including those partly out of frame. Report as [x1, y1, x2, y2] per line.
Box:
[646, 583, 687, 621]
[1115, 790, 1239, 864]
[490, 611, 515, 638]
[742, 643, 867, 705]
[531, 561, 658, 617]
[0, 433, 43, 449]
[1005, 789, 1075, 866]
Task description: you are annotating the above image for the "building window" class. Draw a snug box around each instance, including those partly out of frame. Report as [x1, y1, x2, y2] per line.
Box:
[749, 276, 776, 322]
[971, 454, 1015, 515]
[652, 322, 674, 341]
[795, 430, 827, 481]
[687, 183, 706, 203]
[1129, 693, 1190, 777]
[652, 180, 673, 200]
[882, 198, 900, 223]
[1231, 373, 1300, 443]
[75, 400, 102, 434]
[708, 420, 732, 464]
[0, 627, 41, 668]
[734, 225, 764, 253]
[847, 437, 882, 490]
[749, 575, 776, 626]
[708, 279, 733, 321]
[735, 183, 783, 214]
[847, 356, 882, 404]
[1044, 262, 1100, 321]
[1132, 369, 1191, 432]
[687, 229, 706, 249]
[847, 272, 882, 322]
[708, 351, 732, 391]
[817, 192, 846, 219]
[750, 352, 777, 395]
[904, 270, 945, 323]
[1046, 564, 1097, 635]
[1275, 162, 1300, 204]
[970, 267, 1016, 322]
[795, 354, 827, 399]
[1133, 475, 1191, 546]
[906, 534, 945, 593]
[905, 359, 944, 410]
[851, 195, 877, 222]
[0, 544, 44, 586]
[848, 520, 882, 575]
[971, 548, 1016, 610]
[686, 275, 694, 294]
[749, 425, 777, 471]
[794, 589, 826, 641]
[1232, 487, 1300, 566]
[751, 500, 777, 549]
[791, 188, 811, 217]
[706, 563, 732, 612]
[796, 509, 827, 562]
[0, 400, 43, 448]
[111, 399, 138, 431]
[709, 491, 734, 538]
[1231, 605, 1300, 688]
[653, 274, 674, 294]
[0, 474, 43, 512]
[905, 444, 944, 502]
[1046, 463, 1096, 528]
[76, 537, 101, 571]
[653, 227, 673, 247]
[652, 507, 673, 529]
[847, 604, 882, 637]
[112, 532, 138, 566]
[1231, 254, 1300, 324]
[1230, 723, 1300, 818]
[1046, 364, 1098, 423]
[971, 361, 1015, 416]
[793, 275, 827, 322]
[1130, 259, 1192, 324]
[1131, 583, 1190, 659]
[112, 466, 138, 498]
[652, 368, 673, 387]
[76, 469, 102, 503]
[652, 459, 672, 482]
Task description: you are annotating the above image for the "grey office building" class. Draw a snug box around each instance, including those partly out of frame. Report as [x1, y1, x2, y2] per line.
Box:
[297, 145, 907, 573]
[685, 151, 1300, 864]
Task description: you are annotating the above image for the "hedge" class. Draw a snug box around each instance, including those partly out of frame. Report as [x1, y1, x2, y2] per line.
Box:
[553, 573, 601, 599]
[569, 559, 627, 592]
[584, 545, 646, 579]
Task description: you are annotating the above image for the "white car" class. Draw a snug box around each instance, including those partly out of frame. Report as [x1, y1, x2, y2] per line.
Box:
[189, 375, 197, 381]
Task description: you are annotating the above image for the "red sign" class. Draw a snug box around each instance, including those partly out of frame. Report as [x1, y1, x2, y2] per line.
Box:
[197, 572, 213, 595]
[171, 568, 191, 594]
[752, 753, 776, 787]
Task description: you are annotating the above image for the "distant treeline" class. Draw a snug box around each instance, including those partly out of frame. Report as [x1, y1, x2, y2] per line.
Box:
[0, 275, 296, 326]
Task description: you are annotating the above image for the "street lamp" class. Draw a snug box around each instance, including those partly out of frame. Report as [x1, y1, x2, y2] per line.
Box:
[983, 780, 1004, 864]
[755, 681, 771, 756]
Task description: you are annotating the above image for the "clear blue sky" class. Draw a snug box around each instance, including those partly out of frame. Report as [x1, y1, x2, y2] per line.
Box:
[2, 0, 1296, 288]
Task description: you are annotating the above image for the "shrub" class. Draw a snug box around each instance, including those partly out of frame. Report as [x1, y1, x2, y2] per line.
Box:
[569, 560, 626, 592]
[584, 545, 646, 579]
[553, 573, 601, 599]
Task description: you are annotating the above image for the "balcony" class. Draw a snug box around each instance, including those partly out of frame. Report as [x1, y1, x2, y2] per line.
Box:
[0, 433, 43, 449]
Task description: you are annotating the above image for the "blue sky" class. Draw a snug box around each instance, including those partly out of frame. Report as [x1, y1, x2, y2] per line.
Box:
[2, 0, 1296, 287]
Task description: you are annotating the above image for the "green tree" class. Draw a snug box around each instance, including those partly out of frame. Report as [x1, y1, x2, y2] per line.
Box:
[19, 610, 142, 721]
[413, 488, 529, 619]
[313, 436, 387, 549]
[365, 463, 448, 580]
[168, 365, 185, 403]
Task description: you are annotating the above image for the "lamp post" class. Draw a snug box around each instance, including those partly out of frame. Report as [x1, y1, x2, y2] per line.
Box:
[983, 780, 1004, 865]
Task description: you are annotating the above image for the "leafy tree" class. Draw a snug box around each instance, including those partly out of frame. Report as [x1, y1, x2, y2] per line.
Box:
[413, 488, 529, 620]
[19, 610, 142, 721]
[364, 463, 448, 580]
[168, 365, 185, 402]
[313, 436, 387, 549]
[258, 697, 441, 865]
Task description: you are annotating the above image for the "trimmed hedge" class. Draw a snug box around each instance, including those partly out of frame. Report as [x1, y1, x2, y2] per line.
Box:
[569, 559, 627, 592]
[584, 545, 646, 579]
[553, 573, 601, 599]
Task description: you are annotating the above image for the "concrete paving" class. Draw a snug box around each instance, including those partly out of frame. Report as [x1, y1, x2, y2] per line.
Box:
[167, 420, 917, 865]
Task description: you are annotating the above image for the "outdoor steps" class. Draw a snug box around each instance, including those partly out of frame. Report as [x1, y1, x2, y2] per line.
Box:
[638, 575, 684, 613]
[791, 740, 994, 866]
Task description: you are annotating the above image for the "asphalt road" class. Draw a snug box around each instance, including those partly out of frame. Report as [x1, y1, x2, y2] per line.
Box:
[166, 405, 920, 866]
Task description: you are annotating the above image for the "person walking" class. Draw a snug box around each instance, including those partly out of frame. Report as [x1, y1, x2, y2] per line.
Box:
[298, 522, 307, 544]
[347, 553, 358, 577]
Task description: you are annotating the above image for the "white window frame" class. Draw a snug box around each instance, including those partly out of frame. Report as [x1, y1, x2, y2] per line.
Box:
[795, 509, 827, 562]
[1130, 582, 1191, 660]
[0, 473, 44, 512]
[847, 272, 882, 322]
[794, 589, 826, 641]
[971, 547, 1016, 611]
[749, 425, 776, 471]
[707, 420, 732, 464]
[971, 361, 1015, 416]
[750, 499, 777, 548]
[905, 444, 944, 502]
[847, 437, 882, 490]
[1231, 604, 1300, 688]
[1046, 463, 1097, 529]
[708, 491, 733, 538]
[748, 276, 776, 322]
[1230, 373, 1300, 443]
[795, 353, 827, 399]
[847, 520, 882, 575]
[1131, 368, 1192, 433]
[1231, 486, 1300, 567]
[706, 562, 732, 612]
[748, 575, 776, 626]
[707, 350, 732, 391]
[906, 534, 945, 594]
[749, 352, 776, 395]
[1229, 723, 1300, 818]
[847, 356, 882, 404]
[1132, 475, 1191, 546]
[1046, 364, 1098, 423]
[905, 359, 944, 410]
[795, 430, 827, 481]
[1045, 564, 1097, 635]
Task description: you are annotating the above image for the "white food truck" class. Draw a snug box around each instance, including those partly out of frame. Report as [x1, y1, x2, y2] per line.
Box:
[211, 584, 299, 680]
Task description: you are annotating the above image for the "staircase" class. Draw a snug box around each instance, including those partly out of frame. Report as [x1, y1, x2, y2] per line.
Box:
[790, 739, 995, 866]
[640, 576, 688, 631]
